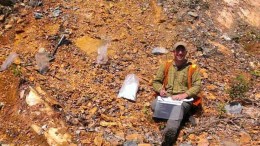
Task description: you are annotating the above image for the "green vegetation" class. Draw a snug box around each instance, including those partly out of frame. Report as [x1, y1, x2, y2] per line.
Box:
[217, 103, 226, 116]
[250, 70, 260, 77]
[228, 75, 250, 100]
[11, 64, 22, 77]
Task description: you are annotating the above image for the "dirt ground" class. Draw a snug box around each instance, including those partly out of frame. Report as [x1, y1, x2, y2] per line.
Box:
[0, 0, 259, 145]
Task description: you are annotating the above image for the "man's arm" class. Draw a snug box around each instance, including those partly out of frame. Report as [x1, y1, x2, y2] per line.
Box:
[171, 67, 201, 100]
[185, 67, 201, 97]
[152, 64, 165, 93]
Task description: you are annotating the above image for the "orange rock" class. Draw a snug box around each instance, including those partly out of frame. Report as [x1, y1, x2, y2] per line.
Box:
[255, 93, 260, 100]
[197, 137, 209, 146]
[89, 107, 98, 116]
[94, 135, 103, 146]
[200, 69, 208, 79]
[100, 121, 117, 127]
[205, 92, 216, 100]
[81, 139, 91, 144]
[239, 131, 251, 144]
[138, 144, 151, 146]
[188, 134, 196, 141]
[126, 134, 143, 142]
[206, 85, 217, 91]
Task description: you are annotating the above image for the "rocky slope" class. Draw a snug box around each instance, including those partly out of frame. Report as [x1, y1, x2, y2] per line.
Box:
[0, 0, 259, 145]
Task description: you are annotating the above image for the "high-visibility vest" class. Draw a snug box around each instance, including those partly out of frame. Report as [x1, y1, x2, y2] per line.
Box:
[162, 60, 202, 106]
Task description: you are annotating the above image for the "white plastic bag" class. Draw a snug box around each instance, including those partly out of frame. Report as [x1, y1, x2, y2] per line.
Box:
[152, 47, 169, 54]
[96, 43, 108, 64]
[35, 48, 50, 74]
[0, 52, 18, 71]
[225, 102, 242, 114]
[118, 74, 139, 101]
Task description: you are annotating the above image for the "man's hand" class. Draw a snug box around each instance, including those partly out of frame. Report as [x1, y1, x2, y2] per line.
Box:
[160, 89, 167, 97]
[171, 93, 188, 100]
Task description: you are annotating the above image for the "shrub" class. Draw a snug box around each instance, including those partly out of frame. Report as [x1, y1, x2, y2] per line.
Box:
[228, 75, 250, 100]
[250, 70, 260, 77]
[217, 102, 226, 115]
[11, 64, 22, 77]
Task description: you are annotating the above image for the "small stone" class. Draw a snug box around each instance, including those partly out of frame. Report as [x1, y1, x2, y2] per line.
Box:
[94, 135, 103, 146]
[0, 15, 5, 22]
[0, 102, 4, 110]
[52, 7, 62, 17]
[205, 92, 216, 100]
[255, 93, 260, 100]
[29, 76, 35, 81]
[187, 28, 193, 32]
[180, 143, 192, 146]
[200, 69, 208, 79]
[13, 57, 21, 65]
[75, 130, 80, 135]
[115, 131, 125, 140]
[222, 140, 239, 146]
[249, 62, 256, 69]
[34, 12, 43, 19]
[81, 139, 91, 144]
[41, 125, 48, 131]
[221, 33, 232, 41]
[188, 134, 196, 141]
[138, 144, 151, 146]
[126, 134, 143, 142]
[17, 18, 24, 24]
[78, 127, 85, 130]
[124, 141, 138, 146]
[197, 137, 209, 146]
[21, 10, 28, 17]
[113, 55, 119, 59]
[188, 11, 198, 18]
[71, 118, 79, 125]
[242, 107, 258, 119]
[5, 24, 12, 29]
[20, 90, 25, 99]
[29, 0, 43, 7]
[239, 131, 251, 144]
[206, 85, 217, 91]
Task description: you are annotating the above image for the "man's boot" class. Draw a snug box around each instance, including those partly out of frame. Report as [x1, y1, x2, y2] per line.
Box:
[161, 129, 177, 146]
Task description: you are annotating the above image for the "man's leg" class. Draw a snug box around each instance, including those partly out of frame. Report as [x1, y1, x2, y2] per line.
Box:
[162, 102, 192, 146]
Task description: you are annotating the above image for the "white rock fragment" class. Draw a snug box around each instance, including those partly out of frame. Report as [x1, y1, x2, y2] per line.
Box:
[221, 33, 232, 41]
[26, 87, 43, 106]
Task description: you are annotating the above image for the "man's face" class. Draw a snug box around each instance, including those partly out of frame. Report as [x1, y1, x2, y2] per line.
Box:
[173, 46, 187, 61]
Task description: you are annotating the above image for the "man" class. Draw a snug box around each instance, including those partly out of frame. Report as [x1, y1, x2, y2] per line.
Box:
[152, 42, 201, 146]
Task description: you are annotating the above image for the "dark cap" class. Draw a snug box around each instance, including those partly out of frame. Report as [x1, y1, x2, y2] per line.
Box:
[170, 41, 188, 51]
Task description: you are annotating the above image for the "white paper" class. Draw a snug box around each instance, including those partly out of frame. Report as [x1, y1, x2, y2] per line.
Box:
[153, 96, 193, 119]
[157, 96, 194, 105]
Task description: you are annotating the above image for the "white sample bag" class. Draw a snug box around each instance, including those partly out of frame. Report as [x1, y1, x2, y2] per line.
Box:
[152, 47, 169, 54]
[96, 43, 108, 64]
[0, 52, 18, 71]
[35, 48, 50, 74]
[118, 74, 139, 101]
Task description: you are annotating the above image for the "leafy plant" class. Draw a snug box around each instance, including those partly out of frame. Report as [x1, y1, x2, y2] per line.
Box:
[250, 70, 260, 77]
[11, 64, 22, 77]
[142, 106, 149, 115]
[217, 102, 226, 116]
[228, 75, 250, 100]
